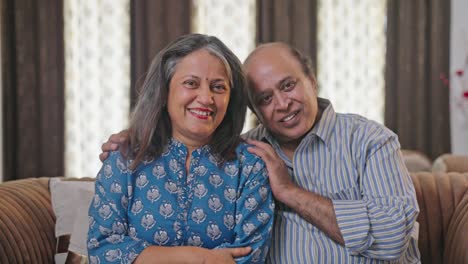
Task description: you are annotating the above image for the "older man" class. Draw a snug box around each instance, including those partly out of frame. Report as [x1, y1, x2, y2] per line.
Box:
[101, 43, 421, 263]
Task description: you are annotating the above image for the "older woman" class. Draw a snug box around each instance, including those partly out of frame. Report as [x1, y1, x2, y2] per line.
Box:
[87, 34, 274, 264]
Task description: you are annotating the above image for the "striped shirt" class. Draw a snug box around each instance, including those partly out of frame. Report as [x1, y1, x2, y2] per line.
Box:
[244, 98, 421, 263]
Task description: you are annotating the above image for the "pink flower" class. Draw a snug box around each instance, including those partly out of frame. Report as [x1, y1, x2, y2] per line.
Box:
[463, 91, 468, 98]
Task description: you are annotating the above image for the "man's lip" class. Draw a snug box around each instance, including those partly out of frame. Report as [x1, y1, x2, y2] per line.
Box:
[278, 110, 300, 122]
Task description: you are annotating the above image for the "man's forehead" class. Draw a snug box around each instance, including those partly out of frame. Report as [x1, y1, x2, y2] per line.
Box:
[247, 43, 290, 62]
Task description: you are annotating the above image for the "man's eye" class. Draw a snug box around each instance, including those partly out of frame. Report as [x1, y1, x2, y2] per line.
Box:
[258, 95, 272, 105]
[283, 80, 296, 90]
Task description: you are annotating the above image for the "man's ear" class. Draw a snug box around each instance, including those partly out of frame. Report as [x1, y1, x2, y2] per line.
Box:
[307, 74, 318, 92]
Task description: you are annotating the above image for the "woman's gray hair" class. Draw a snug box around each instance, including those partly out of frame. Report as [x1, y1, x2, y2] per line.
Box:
[127, 34, 247, 168]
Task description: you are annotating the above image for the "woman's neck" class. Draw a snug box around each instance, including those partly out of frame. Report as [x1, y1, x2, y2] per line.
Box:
[172, 135, 209, 153]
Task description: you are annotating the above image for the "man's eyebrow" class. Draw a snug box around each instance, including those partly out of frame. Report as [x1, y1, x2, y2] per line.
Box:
[255, 90, 271, 100]
[277, 76, 294, 88]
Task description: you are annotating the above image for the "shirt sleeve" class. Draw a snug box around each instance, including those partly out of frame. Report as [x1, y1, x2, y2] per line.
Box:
[332, 128, 419, 261]
[87, 151, 147, 264]
[216, 156, 275, 263]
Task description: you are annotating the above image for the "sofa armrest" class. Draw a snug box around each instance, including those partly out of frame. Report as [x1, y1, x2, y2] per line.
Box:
[0, 177, 56, 263]
[432, 154, 468, 173]
[444, 181, 468, 264]
[410, 172, 468, 264]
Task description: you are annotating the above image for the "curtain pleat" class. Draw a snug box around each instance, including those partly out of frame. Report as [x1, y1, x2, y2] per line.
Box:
[256, 0, 318, 73]
[1, 0, 64, 181]
[130, 0, 191, 106]
[385, 0, 451, 160]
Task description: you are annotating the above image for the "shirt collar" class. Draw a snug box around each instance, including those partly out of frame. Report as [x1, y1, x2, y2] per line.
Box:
[306, 97, 336, 147]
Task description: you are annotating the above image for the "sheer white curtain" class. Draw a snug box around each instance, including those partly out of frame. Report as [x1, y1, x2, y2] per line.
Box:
[317, 0, 387, 123]
[192, 0, 257, 132]
[64, 0, 130, 178]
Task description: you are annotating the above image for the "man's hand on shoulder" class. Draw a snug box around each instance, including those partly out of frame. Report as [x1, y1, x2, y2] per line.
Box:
[246, 138, 296, 201]
[99, 130, 128, 162]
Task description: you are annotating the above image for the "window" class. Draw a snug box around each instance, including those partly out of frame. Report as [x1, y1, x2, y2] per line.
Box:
[64, 0, 130, 178]
[317, 0, 387, 123]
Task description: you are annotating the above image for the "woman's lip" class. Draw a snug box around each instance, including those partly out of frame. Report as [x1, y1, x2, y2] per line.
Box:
[188, 108, 213, 120]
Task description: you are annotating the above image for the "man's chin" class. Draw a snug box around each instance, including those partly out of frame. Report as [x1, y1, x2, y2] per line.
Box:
[273, 129, 306, 143]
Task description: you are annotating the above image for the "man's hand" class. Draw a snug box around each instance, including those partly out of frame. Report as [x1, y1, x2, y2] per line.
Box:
[246, 139, 296, 201]
[247, 139, 345, 244]
[99, 130, 128, 162]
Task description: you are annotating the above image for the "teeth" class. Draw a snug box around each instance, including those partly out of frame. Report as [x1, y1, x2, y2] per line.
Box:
[190, 109, 212, 116]
[282, 112, 297, 122]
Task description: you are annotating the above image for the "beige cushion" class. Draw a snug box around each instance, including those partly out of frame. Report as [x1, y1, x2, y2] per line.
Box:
[50, 178, 94, 264]
[68, 187, 94, 256]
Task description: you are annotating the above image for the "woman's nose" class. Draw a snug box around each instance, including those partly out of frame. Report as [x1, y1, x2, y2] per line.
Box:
[197, 86, 214, 104]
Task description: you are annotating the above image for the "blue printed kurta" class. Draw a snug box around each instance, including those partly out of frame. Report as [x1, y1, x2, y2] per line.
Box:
[87, 139, 274, 264]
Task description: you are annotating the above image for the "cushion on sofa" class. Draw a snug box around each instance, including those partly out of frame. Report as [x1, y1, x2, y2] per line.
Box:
[50, 178, 95, 263]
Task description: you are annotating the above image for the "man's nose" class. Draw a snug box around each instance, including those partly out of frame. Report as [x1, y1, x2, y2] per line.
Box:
[275, 94, 291, 110]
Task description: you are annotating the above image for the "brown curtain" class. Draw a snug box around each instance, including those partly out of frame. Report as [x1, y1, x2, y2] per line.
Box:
[1, 0, 64, 181]
[130, 0, 191, 106]
[256, 0, 318, 74]
[385, 0, 451, 160]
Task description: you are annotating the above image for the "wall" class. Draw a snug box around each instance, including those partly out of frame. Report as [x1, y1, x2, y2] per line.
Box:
[450, 0, 468, 155]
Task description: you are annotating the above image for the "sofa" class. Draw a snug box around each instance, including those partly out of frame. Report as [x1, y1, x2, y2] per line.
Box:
[432, 154, 468, 173]
[1, 172, 467, 264]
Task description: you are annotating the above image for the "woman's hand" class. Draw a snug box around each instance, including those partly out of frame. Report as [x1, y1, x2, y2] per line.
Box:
[201, 247, 252, 264]
[134, 246, 251, 264]
[99, 130, 128, 161]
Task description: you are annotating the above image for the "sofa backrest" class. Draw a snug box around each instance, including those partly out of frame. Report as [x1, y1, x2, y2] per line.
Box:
[0, 173, 467, 264]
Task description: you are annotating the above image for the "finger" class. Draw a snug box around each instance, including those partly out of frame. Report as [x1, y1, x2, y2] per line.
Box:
[246, 139, 277, 157]
[246, 139, 272, 150]
[247, 144, 276, 164]
[99, 152, 109, 162]
[225, 247, 252, 257]
[110, 132, 126, 144]
[101, 142, 119, 152]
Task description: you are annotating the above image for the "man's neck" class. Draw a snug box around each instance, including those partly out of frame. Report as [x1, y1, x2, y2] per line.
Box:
[278, 138, 301, 160]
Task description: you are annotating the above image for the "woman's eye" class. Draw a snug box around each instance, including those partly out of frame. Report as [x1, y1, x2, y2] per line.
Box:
[183, 80, 197, 88]
[212, 84, 227, 93]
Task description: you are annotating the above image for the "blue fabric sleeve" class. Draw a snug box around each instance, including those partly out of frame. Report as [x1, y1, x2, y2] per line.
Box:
[87, 152, 147, 264]
[216, 156, 275, 263]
